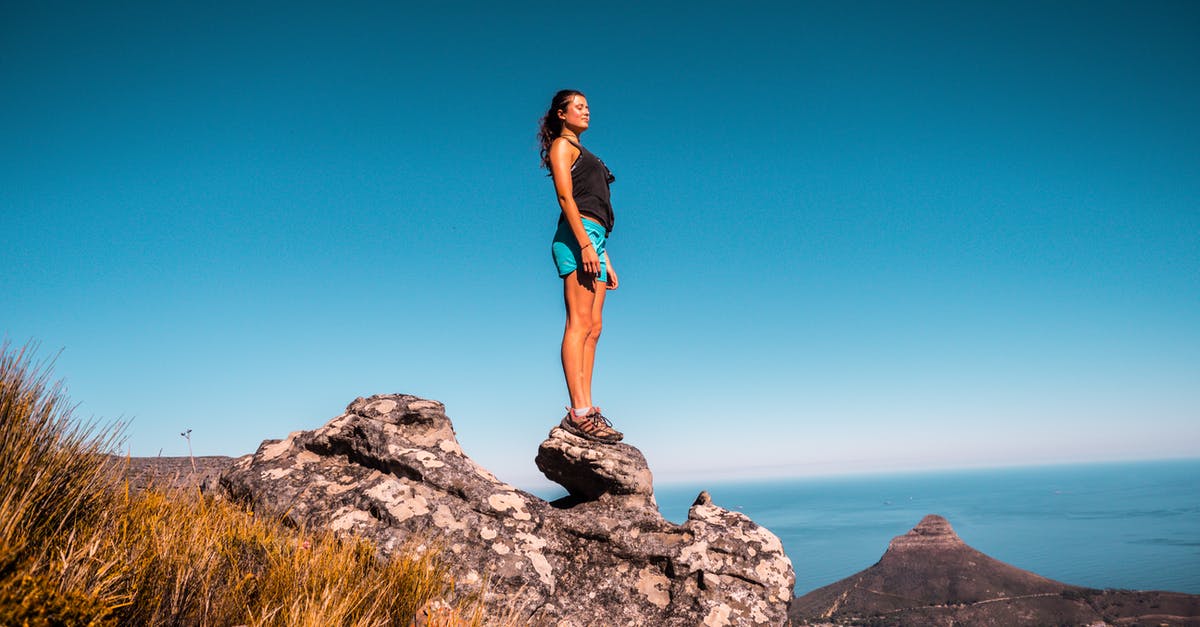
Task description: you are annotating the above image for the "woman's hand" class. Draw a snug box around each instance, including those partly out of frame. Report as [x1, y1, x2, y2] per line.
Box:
[580, 243, 601, 275]
[604, 252, 618, 290]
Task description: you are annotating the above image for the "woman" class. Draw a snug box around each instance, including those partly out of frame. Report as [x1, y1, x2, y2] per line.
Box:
[539, 89, 623, 443]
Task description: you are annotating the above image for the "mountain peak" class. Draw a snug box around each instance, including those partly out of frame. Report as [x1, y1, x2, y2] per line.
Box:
[886, 513, 964, 552]
[791, 512, 1200, 625]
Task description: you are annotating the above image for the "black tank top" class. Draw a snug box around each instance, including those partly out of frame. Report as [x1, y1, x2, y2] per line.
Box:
[559, 138, 615, 234]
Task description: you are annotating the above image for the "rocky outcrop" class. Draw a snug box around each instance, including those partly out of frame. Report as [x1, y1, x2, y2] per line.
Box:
[119, 455, 234, 492]
[535, 426, 655, 504]
[220, 394, 794, 625]
[790, 514, 1200, 626]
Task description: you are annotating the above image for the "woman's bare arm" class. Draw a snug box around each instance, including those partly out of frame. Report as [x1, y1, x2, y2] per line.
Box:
[550, 138, 601, 274]
[604, 252, 618, 290]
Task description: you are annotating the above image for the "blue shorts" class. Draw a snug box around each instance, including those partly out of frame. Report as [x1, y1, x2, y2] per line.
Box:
[551, 217, 607, 282]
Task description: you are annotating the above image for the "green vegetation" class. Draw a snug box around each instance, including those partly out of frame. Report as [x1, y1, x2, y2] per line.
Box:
[0, 343, 479, 626]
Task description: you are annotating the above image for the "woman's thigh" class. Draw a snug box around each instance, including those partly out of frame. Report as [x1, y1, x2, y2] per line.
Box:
[562, 272, 602, 325]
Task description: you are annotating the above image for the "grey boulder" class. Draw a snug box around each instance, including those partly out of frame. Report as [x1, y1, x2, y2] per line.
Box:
[221, 394, 794, 625]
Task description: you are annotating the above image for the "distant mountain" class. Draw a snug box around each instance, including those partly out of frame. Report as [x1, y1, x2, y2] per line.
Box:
[790, 514, 1200, 626]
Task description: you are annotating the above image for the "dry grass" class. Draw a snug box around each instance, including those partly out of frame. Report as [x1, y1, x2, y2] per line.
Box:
[0, 342, 482, 626]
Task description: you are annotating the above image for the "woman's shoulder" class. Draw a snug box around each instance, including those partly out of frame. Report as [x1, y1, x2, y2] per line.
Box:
[549, 136, 581, 160]
[551, 135, 581, 149]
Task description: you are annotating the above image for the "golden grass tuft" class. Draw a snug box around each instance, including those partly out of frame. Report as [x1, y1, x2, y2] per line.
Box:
[0, 342, 483, 626]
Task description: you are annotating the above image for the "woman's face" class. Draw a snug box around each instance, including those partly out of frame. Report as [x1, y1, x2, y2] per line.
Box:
[558, 95, 589, 134]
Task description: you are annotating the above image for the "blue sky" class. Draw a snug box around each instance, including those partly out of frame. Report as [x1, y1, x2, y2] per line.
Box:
[3, 1, 1197, 490]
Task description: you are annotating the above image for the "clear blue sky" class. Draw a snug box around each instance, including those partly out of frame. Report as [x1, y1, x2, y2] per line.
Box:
[3, 1, 1197, 489]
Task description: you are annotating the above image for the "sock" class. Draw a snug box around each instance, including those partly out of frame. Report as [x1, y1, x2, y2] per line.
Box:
[573, 407, 590, 417]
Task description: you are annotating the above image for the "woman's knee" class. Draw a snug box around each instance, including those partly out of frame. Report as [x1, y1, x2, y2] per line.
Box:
[565, 313, 594, 335]
[586, 319, 603, 342]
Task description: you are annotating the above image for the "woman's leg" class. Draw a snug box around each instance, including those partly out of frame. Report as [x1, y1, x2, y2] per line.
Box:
[561, 271, 600, 409]
[580, 276, 607, 406]
[560, 271, 621, 441]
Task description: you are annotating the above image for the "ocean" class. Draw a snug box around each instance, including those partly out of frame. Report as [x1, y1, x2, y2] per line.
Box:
[651, 459, 1200, 596]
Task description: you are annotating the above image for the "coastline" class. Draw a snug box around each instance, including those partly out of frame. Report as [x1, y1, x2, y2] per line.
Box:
[652, 458, 1200, 596]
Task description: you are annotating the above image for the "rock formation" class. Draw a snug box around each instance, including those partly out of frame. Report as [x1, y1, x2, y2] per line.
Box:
[790, 514, 1200, 626]
[120, 455, 233, 492]
[220, 394, 795, 625]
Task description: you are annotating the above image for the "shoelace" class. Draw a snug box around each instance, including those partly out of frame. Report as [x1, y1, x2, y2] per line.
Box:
[587, 409, 616, 431]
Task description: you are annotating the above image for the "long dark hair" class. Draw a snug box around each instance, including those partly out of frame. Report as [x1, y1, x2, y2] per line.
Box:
[538, 89, 585, 170]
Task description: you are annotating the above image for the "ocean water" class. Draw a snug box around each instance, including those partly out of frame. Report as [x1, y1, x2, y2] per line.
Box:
[653, 459, 1200, 596]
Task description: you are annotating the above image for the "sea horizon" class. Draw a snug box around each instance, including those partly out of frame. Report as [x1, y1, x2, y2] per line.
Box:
[650, 454, 1200, 487]
[540, 457, 1200, 597]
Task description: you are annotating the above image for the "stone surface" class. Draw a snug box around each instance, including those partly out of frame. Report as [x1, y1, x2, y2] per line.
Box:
[534, 426, 655, 503]
[220, 394, 795, 625]
[790, 514, 1200, 626]
[119, 455, 234, 493]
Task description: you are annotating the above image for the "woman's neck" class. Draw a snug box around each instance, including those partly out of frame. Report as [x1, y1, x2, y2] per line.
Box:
[560, 123, 586, 141]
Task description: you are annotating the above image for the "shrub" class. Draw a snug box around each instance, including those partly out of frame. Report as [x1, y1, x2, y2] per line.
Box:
[0, 342, 480, 626]
[0, 572, 116, 627]
[0, 342, 123, 576]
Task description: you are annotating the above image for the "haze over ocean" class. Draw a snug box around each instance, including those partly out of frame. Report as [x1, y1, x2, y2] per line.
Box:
[2, 2, 1197, 486]
[648, 459, 1200, 595]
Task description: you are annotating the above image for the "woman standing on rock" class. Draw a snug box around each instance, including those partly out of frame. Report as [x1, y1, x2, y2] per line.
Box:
[539, 89, 623, 443]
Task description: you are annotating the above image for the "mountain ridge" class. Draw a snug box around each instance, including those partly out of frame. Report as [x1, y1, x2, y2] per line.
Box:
[791, 514, 1200, 626]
